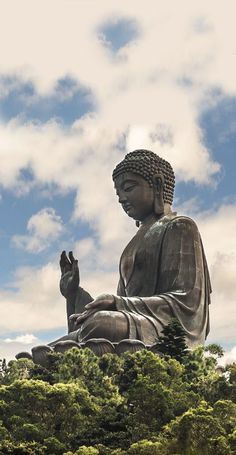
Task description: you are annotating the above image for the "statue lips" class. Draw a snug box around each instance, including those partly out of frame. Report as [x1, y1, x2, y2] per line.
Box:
[122, 203, 133, 214]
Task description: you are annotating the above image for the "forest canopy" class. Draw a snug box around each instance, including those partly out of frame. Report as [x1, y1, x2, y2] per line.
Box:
[0, 335, 235, 455]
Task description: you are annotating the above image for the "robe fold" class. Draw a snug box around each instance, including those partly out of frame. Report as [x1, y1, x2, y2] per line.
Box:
[114, 213, 211, 347]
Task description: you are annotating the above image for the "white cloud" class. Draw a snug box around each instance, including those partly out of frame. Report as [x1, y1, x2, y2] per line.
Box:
[12, 207, 64, 253]
[0, 263, 64, 333]
[0, 341, 32, 363]
[0, 253, 119, 335]
[0, 1, 235, 357]
[0, 1, 235, 97]
[0, 0, 228, 194]
[3, 334, 37, 344]
[1, 202, 236, 348]
[219, 346, 236, 367]
[189, 204, 236, 344]
[175, 197, 201, 216]
[27, 208, 63, 239]
[0, 334, 42, 362]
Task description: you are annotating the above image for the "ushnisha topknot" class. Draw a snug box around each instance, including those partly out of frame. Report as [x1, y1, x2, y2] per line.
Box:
[112, 149, 175, 205]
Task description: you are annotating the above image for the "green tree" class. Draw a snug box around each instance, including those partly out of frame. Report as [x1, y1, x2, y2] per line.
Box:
[47, 348, 120, 401]
[0, 359, 7, 384]
[205, 343, 224, 359]
[163, 401, 231, 455]
[49, 349, 126, 449]
[0, 346, 235, 454]
[0, 378, 99, 451]
[0, 440, 47, 454]
[0, 419, 9, 440]
[127, 439, 166, 454]
[225, 362, 236, 403]
[152, 319, 188, 362]
[117, 351, 199, 443]
[2, 358, 34, 385]
[75, 447, 99, 455]
[183, 345, 216, 380]
[227, 362, 236, 383]
[43, 436, 66, 454]
[183, 346, 233, 403]
[213, 400, 236, 434]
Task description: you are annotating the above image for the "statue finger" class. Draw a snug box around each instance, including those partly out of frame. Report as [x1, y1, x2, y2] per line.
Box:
[59, 251, 66, 271]
[85, 300, 99, 310]
[72, 259, 79, 274]
[75, 311, 88, 324]
[85, 295, 113, 310]
[60, 250, 73, 274]
[69, 313, 81, 321]
[69, 251, 77, 264]
[60, 251, 70, 266]
[76, 309, 96, 325]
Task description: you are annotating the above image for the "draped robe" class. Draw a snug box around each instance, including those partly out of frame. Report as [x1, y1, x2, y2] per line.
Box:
[113, 213, 211, 347]
[68, 213, 211, 348]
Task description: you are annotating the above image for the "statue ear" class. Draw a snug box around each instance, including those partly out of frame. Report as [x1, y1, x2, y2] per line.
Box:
[153, 173, 164, 216]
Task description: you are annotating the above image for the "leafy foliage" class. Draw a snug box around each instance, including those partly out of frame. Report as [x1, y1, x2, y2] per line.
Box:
[152, 318, 189, 362]
[0, 341, 235, 454]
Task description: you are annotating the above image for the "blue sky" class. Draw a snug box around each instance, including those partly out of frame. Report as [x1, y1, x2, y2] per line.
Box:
[0, 1, 235, 363]
[0, 75, 94, 125]
[98, 17, 140, 53]
[176, 95, 236, 210]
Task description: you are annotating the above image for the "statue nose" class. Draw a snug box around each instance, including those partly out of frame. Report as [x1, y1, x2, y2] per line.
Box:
[118, 193, 127, 203]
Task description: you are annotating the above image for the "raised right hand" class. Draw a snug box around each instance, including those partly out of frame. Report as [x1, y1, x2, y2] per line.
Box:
[59, 251, 80, 298]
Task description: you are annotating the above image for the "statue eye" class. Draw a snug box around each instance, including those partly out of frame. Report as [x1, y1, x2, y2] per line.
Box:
[124, 184, 136, 192]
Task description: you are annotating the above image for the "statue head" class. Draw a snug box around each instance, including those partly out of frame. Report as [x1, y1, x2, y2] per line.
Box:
[112, 149, 175, 222]
[112, 149, 175, 204]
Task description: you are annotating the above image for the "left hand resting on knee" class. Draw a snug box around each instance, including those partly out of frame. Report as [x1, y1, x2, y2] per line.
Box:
[70, 294, 116, 326]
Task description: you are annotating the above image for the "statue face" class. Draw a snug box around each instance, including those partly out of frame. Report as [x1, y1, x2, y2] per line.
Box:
[114, 172, 155, 222]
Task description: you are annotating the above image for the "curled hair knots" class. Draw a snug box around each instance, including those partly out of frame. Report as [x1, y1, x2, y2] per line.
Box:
[112, 149, 175, 205]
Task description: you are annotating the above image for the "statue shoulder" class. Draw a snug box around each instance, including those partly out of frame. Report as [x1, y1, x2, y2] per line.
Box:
[150, 214, 200, 237]
[164, 214, 201, 240]
[151, 213, 198, 229]
[168, 214, 199, 228]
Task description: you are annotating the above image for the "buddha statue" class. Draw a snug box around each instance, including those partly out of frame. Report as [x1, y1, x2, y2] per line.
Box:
[18, 150, 211, 364]
[54, 149, 211, 350]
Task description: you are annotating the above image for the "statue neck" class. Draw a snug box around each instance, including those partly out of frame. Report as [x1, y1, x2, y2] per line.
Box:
[139, 203, 173, 227]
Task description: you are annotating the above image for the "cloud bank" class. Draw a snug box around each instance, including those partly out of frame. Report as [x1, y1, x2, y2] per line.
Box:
[13, 208, 64, 253]
[0, 1, 235, 359]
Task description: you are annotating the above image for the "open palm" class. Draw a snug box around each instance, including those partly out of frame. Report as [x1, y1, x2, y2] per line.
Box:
[59, 251, 80, 298]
